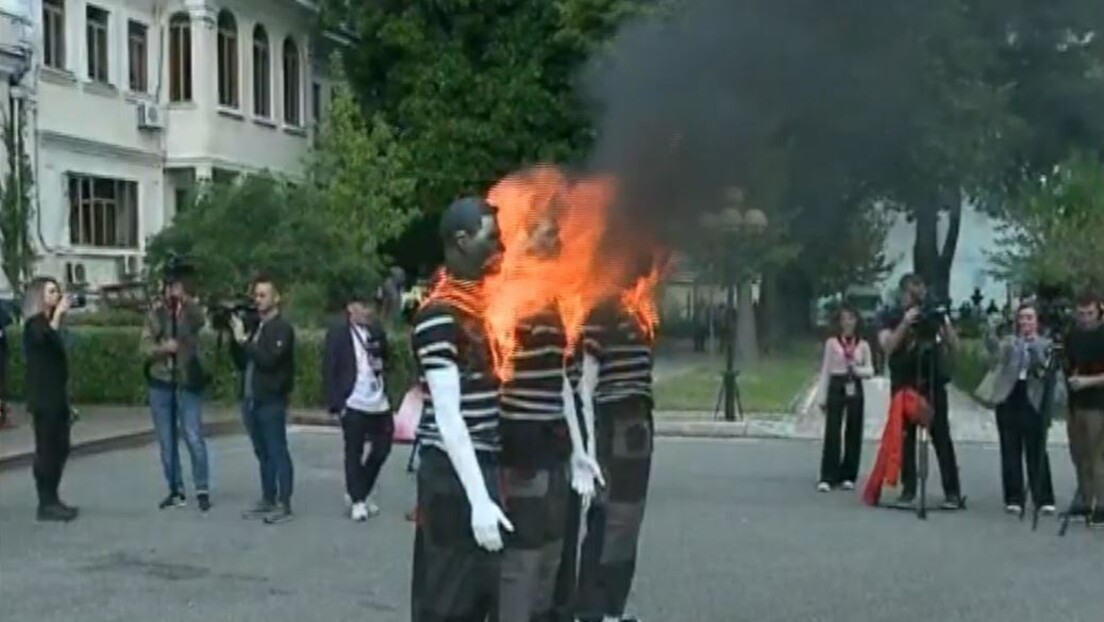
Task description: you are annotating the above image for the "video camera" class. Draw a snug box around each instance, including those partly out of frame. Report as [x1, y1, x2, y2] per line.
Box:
[1034, 282, 1074, 342]
[208, 298, 260, 334]
[914, 297, 951, 340]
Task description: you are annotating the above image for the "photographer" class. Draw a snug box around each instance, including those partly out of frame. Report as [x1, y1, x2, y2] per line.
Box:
[323, 287, 393, 522]
[21, 277, 78, 521]
[140, 275, 211, 512]
[982, 302, 1056, 515]
[229, 275, 296, 525]
[877, 273, 964, 509]
[1064, 292, 1104, 528]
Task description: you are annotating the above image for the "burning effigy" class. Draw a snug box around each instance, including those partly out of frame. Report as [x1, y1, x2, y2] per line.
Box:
[409, 165, 666, 622]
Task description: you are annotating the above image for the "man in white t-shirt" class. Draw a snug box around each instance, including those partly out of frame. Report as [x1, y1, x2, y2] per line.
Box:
[323, 289, 394, 521]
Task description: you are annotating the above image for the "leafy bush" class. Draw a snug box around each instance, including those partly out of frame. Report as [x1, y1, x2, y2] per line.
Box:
[67, 309, 147, 328]
[950, 338, 989, 399]
[3, 326, 415, 408]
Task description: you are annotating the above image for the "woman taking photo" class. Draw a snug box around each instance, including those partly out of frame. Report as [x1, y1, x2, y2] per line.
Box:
[981, 303, 1056, 515]
[23, 276, 78, 522]
[816, 305, 874, 492]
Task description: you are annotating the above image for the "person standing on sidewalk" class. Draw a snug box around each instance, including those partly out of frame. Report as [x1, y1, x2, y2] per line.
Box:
[1063, 292, 1104, 528]
[981, 302, 1056, 515]
[323, 287, 394, 522]
[815, 305, 874, 493]
[141, 277, 211, 512]
[877, 273, 964, 510]
[21, 276, 78, 522]
[230, 275, 297, 525]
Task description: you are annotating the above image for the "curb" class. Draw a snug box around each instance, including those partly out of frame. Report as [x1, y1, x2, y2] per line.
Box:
[0, 412, 802, 471]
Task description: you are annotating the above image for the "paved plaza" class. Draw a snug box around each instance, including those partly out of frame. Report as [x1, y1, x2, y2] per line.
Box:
[1, 429, 1100, 622]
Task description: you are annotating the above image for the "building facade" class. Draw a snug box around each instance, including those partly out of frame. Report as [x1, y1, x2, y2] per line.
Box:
[0, 0, 330, 295]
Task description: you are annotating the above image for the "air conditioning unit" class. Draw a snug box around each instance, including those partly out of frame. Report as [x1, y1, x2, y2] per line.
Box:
[116, 255, 142, 281]
[136, 101, 165, 130]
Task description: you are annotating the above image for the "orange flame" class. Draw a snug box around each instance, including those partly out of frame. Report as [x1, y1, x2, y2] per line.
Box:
[481, 165, 666, 381]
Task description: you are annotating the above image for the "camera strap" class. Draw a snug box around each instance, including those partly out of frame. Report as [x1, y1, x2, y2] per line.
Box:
[350, 324, 381, 393]
[837, 336, 859, 397]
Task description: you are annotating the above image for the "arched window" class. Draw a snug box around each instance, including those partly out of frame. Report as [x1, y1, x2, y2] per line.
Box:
[217, 10, 239, 108]
[252, 25, 271, 118]
[169, 13, 192, 102]
[282, 38, 301, 126]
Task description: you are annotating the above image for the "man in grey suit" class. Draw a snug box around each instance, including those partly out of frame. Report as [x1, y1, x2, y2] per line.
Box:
[984, 302, 1058, 514]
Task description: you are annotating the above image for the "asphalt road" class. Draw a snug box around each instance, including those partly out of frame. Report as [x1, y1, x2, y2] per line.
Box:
[1, 430, 1100, 622]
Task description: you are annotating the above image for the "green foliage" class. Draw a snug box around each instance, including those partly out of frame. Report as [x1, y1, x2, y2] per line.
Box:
[950, 339, 989, 400]
[0, 105, 35, 295]
[3, 326, 416, 409]
[990, 151, 1104, 294]
[308, 60, 419, 264]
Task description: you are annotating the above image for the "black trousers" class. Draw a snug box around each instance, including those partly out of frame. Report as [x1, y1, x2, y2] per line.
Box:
[550, 488, 583, 622]
[995, 382, 1054, 506]
[32, 409, 71, 506]
[576, 398, 653, 622]
[900, 384, 960, 498]
[341, 409, 394, 503]
[819, 376, 864, 485]
[411, 448, 501, 622]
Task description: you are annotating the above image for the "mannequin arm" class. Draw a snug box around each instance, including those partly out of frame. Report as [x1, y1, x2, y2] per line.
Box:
[580, 352, 600, 463]
[425, 365, 513, 551]
[563, 372, 604, 497]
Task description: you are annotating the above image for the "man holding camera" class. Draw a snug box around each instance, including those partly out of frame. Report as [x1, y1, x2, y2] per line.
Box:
[141, 276, 211, 511]
[229, 276, 297, 525]
[1064, 292, 1104, 528]
[323, 287, 393, 522]
[877, 273, 964, 509]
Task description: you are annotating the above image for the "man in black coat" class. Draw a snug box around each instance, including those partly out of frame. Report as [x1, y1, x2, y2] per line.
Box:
[323, 287, 394, 522]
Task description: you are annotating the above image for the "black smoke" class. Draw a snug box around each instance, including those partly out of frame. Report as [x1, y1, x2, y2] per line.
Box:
[579, 0, 958, 250]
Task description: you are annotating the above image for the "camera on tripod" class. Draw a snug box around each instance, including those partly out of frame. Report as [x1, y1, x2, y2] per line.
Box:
[914, 298, 951, 340]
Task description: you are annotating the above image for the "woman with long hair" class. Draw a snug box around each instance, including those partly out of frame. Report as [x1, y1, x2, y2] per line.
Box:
[22, 276, 78, 521]
[816, 305, 874, 492]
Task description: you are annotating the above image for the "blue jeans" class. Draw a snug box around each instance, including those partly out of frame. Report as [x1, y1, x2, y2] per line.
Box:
[242, 397, 294, 504]
[149, 386, 209, 494]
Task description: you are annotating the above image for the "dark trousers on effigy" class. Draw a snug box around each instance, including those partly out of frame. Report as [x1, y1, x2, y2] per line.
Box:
[411, 447, 501, 622]
[576, 397, 653, 622]
[995, 381, 1054, 507]
[499, 462, 571, 621]
[819, 376, 864, 485]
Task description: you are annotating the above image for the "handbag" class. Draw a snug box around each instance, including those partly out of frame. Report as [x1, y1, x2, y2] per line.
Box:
[973, 368, 1001, 408]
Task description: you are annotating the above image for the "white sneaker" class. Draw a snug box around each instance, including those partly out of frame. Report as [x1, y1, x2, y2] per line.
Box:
[365, 497, 381, 517]
[840, 481, 855, 491]
[817, 482, 831, 493]
[351, 502, 368, 522]
[1005, 504, 1022, 514]
[1041, 505, 1057, 515]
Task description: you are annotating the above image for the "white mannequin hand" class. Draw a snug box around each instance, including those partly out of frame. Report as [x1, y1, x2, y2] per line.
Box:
[470, 498, 514, 552]
[570, 451, 605, 501]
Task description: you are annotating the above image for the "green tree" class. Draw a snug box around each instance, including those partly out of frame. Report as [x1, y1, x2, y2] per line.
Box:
[308, 63, 418, 267]
[990, 151, 1104, 294]
[0, 106, 35, 295]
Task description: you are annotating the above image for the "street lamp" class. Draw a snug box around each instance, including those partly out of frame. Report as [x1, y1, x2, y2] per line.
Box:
[699, 188, 768, 422]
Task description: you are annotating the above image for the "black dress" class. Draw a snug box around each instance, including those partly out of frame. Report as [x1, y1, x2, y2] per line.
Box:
[23, 313, 72, 506]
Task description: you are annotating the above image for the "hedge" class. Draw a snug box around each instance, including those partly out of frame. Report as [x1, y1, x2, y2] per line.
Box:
[3, 326, 416, 408]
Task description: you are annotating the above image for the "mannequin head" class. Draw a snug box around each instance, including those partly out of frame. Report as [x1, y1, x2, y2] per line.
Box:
[440, 197, 503, 281]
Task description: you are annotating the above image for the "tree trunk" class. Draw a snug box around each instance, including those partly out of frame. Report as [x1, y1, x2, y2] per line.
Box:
[737, 277, 758, 367]
[912, 192, 963, 302]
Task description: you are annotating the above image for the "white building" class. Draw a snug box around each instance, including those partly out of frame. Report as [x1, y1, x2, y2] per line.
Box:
[0, 0, 333, 295]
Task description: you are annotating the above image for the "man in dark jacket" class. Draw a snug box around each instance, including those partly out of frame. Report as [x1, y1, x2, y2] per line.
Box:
[229, 275, 296, 525]
[323, 287, 394, 522]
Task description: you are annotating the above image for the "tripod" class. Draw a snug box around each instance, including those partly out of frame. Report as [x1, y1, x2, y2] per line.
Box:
[712, 369, 745, 421]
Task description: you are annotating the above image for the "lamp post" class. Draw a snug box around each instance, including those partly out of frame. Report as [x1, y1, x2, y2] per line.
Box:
[699, 188, 769, 422]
